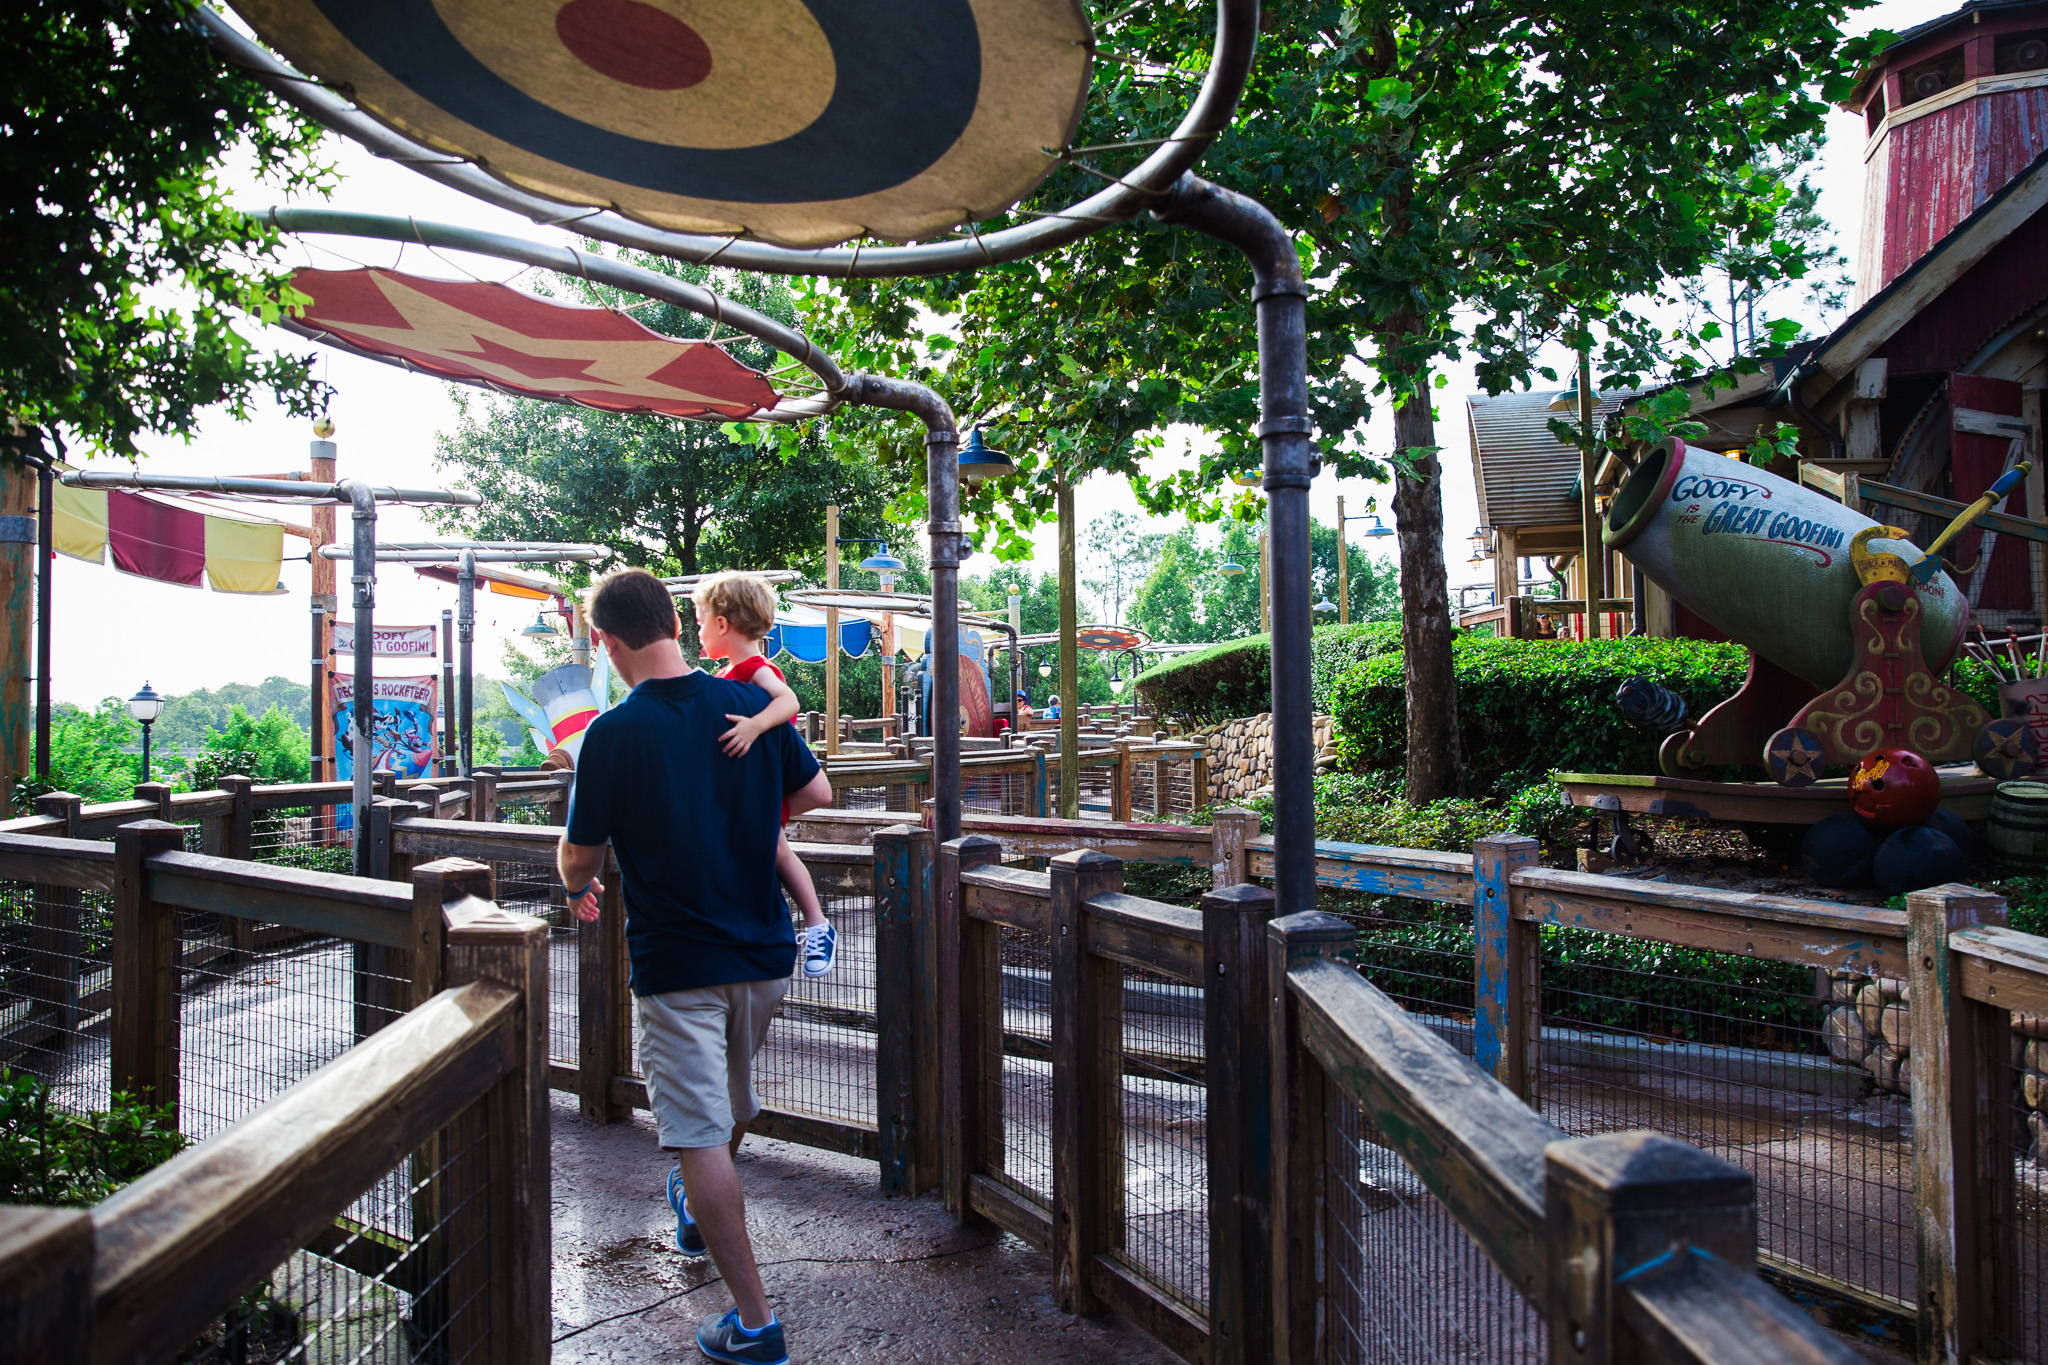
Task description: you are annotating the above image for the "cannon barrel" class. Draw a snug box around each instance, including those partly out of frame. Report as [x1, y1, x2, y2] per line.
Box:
[1605, 439, 1968, 689]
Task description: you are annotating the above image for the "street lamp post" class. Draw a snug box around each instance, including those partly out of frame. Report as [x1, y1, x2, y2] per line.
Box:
[1333, 495, 1395, 626]
[127, 682, 163, 784]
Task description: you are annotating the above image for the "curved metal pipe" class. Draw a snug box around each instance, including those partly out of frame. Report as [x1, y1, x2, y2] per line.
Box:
[201, 1, 1257, 279]
[1152, 173, 1317, 914]
[840, 374, 963, 841]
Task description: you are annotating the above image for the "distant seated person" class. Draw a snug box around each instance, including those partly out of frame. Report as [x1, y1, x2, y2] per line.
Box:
[1044, 695, 1061, 721]
[1014, 689, 1033, 722]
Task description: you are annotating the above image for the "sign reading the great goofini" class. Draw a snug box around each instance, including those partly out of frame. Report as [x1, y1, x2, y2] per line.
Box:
[332, 621, 439, 658]
[229, 0, 1092, 249]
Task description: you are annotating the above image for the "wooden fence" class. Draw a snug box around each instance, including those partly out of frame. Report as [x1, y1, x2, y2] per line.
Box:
[0, 827, 549, 1364]
[9, 778, 2047, 1361]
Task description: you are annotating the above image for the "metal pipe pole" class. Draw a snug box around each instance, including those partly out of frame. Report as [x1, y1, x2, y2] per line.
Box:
[139, 719, 151, 785]
[458, 550, 476, 778]
[1058, 478, 1080, 818]
[309, 601, 326, 784]
[841, 376, 961, 841]
[340, 480, 376, 875]
[1156, 175, 1316, 917]
[440, 608, 456, 774]
[1577, 343, 1602, 641]
[34, 452, 53, 779]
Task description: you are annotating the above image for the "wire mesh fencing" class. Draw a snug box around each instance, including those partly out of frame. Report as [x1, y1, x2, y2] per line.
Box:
[177, 1114, 494, 1364]
[752, 885, 880, 1128]
[1110, 963, 1208, 1313]
[2001, 1020, 2048, 1360]
[1322, 1078, 1544, 1364]
[988, 925, 1055, 1206]
[0, 878, 114, 1115]
[1532, 937, 1913, 1308]
[1316, 891, 1479, 1058]
[250, 805, 354, 871]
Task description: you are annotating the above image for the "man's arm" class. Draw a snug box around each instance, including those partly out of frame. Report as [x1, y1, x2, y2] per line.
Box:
[558, 837, 607, 923]
[783, 768, 833, 819]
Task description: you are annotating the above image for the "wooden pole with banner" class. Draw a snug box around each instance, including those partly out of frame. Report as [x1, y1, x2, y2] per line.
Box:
[310, 428, 337, 781]
[1577, 344, 1602, 641]
[1336, 494, 1349, 627]
[825, 504, 840, 757]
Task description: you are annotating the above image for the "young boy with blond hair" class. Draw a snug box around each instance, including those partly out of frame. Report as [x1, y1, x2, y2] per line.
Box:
[692, 570, 834, 978]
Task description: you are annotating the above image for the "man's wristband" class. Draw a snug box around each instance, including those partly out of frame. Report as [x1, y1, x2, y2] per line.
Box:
[565, 879, 596, 901]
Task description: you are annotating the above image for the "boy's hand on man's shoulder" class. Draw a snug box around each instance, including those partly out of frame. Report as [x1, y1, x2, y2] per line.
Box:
[719, 713, 764, 757]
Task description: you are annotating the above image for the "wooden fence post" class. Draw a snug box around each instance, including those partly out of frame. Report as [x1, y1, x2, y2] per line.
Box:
[1473, 834, 1541, 1102]
[1204, 883, 1277, 1365]
[1050, 848, 1123, 1315]
[112, 820, 186, 1116]
[0, 1206, 94, 1362]
[409, 857, 489, 1008]
[29, 793, 84, 1037]
[1111, 740, 1133, 822]
[1193, 745, 1211, 811]
[1152, 753, 1169, 818]
[1907, 883, 2014, 1364]
[354, 798, 406, 1040]
[937, 833, 1003, 1218]
[470, 770, 500, 824]
[1544, 1131, 1759, 1365]
[1212, 806, 1260, 889]
[217, 775, 254, 859]
[1031, 748, 1049, 819]
[1268, 910, 1355, 1365]
[442, 895, 550, 1364]
[874, 825, 935, 1195]
[579, 848, 630, 1123]
[133, 781, 174, 823]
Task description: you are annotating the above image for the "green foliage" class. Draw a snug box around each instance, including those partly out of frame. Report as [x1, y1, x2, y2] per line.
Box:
[149, 677, 309, 751]
[1329, 635, 1749, 792]
[1, 0, 333, 459]
[1135, 633, 1271, 727]
[1308, 623, 1406, 713]
[0, 1070, 185, 1206]
[183, 704, 310, 790]
[11, 698, 142, 811]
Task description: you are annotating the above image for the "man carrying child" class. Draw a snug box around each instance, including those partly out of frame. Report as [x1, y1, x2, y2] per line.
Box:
[559, 567, 832, 1365]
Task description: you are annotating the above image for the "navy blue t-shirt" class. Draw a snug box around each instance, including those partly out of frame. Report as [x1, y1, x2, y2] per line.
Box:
[565, 671, 821, 995]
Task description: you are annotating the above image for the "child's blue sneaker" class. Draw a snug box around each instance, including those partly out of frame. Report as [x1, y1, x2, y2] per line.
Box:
[667, 1165, 706, 1255]
[697, 1308, 788, 1364]
[801, 922, 836, 978]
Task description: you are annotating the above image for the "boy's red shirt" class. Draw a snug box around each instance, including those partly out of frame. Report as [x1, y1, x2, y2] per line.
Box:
[715, 655, 799, 728]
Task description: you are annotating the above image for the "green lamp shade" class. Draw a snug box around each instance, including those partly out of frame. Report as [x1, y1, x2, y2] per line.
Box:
[1217, 559, 1247, 577]
[521, 610, 557, 638]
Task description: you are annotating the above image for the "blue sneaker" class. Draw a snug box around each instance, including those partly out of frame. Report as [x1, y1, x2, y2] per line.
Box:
[801, 922, 836, 978]
[667, 1165, 706, 1256]
[697, 1308, 788, 1364]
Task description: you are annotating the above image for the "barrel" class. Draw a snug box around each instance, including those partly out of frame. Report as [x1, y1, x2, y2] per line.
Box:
[1989, 781, 2048, 870]
[1605, 439, 1968, 688]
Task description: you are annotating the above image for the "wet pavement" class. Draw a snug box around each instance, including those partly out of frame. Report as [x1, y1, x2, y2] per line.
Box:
[547, 1093, 1178, 1364]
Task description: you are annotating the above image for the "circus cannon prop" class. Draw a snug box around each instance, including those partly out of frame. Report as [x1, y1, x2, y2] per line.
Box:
[1604, 437, 2036, 785]
[500, 658, 612, 768]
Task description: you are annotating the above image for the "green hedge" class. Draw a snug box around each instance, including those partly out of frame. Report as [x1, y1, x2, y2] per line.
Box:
[1136, 621, 1406, 726]
[1328, 635, 1750, 793]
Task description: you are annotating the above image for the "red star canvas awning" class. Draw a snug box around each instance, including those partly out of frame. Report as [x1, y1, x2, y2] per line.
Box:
[285, 267, 780, 419]
[228, 0, 1091, 248]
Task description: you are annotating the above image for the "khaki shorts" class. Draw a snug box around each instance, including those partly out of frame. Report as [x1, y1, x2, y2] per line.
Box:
[637, 979, 789, 1149]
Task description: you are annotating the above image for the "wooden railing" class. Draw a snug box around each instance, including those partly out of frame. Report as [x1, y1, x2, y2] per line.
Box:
[0, 830, 550, 1364]
[818, 740, 1209, 819]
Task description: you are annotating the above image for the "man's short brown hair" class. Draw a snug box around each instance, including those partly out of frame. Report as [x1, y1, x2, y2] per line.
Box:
[588, 568, 679, 651]
[692, 571, 778, 641]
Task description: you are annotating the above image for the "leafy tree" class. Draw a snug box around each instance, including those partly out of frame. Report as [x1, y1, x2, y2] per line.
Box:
[183, 704, 309, 789]
[1, 0, 332, 461]
[433, 255, 906, 580]
[10, 698, 143, 810]
[1312, 522, 1401, 626]
[1082, 510, 1165, 626]
[150, 677, 309, 750]
[1129, 533, 1209, 645]
[811, 1, 1882, 800]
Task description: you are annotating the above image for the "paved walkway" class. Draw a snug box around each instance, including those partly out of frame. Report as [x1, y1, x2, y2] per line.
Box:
[547, 1094, 1177, 1364]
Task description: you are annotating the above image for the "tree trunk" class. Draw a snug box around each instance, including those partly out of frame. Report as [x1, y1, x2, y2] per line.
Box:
[1390, 380, 1462, 801]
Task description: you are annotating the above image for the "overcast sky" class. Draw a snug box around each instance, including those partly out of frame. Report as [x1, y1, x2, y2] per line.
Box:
[44, 0, 1946, 707]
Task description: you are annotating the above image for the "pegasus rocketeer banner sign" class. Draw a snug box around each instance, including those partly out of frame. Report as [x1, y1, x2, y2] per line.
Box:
[333, 621, 439, 658]
[328, 673, 441, 786]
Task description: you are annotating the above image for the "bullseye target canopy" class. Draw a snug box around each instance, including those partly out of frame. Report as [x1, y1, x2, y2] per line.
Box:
[228, 0, 1093, 249]
[284, 266, 779, 419]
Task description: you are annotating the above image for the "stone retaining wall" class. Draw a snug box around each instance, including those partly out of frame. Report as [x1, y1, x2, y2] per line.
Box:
[1192, 712, 1339, 805]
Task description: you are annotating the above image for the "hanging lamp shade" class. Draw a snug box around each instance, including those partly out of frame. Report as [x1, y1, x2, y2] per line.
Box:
[521, 609, 557, 638]
[1364, 516, 1394, 538]
[1313, 597, 1337, 614]
[857, 545, 906, 574]
[1217, 559, 1247, 577]
[227, 0, 1093, 249]
[958, 428, 1015, 482]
